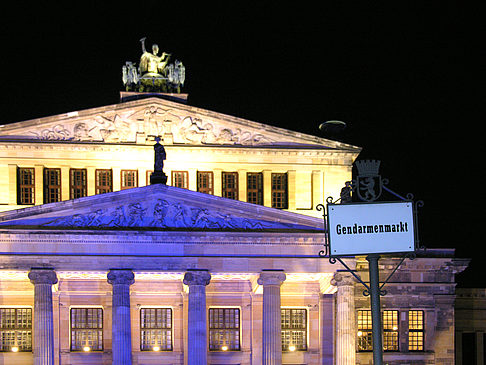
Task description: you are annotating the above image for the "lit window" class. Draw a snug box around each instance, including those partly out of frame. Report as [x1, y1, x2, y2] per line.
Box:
[209, 308, 240, 351]
[95, 169, 113, 194]
[408, 310, 424, 351]
[222, 172, 238, 200]
[357, 310, 373, 351]
[247, 172, 263, 205]
[140, 308, 172, 351]
[70, 308, 103, 351]
[121, 170, 138, 190]
[70, 169, 87, 199]
[271, 173, 288, 209]
[171, 171, 188, 189]
[44, 168, 61, 203]
[0, 308, 32, 352]
[197, 171, 214, 195]
[383, 310, 399, 351]
[281, 308, 307, 351]
[146, 170, 153, 185]
[17, 168, 35, 205]
[357, 310, 399, 351]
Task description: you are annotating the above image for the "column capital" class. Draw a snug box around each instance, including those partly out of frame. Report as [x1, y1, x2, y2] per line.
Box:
[28, 268, 58, 285]
[331, 271, 355, 287]
[183, 269, 211, 286]
[107, 269, 135, 285]
[257, 270, 286, 286]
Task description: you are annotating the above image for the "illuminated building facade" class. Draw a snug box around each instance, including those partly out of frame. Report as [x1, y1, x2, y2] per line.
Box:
[0, 95, 467, 364]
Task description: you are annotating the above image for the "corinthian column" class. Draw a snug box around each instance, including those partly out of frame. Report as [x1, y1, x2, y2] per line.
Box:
[183, 269, 211, 365]
[332, 272, 356, 365]
[258, 270, 286, 365]
[28, 268, 58, 365]
[107, 269, 135, 365]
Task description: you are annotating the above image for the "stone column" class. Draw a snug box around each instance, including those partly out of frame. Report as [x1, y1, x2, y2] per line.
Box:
[258, 270, 286, 365]
[28, 268, 58, 365]
[107, 269, 135, 365]
[332, 272, 356, 365]
[183, 269, 211, 365]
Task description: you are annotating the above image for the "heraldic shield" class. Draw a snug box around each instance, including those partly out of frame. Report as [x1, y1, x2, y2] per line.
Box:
[355, 160, 382, 202]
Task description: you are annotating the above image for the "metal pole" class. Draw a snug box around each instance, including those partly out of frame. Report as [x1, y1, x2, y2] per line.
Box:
[367, 254, 383, 365]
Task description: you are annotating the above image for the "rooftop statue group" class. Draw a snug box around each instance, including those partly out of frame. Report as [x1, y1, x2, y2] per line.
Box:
[122, 37, 185, 93]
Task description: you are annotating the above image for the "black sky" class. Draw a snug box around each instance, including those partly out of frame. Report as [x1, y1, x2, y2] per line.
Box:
[0, 2, 483, 286]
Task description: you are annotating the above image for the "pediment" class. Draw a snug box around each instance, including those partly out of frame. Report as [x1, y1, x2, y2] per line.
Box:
[0, 96, 360, 151]
[0, 184, 324, 231]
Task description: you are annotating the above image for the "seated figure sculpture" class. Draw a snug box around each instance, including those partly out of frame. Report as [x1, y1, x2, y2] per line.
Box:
[139, 37, 171, 92]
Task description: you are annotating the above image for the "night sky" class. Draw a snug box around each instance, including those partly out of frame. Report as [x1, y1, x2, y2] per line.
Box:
[0, 3, 482, 286]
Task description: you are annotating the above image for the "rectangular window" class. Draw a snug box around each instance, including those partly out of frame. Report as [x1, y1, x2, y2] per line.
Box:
[222, 172, 238, 200]
[357, 310, 373, 351]
[172, 171, 188, 189]
[140, 308, 172, 351]
[247, 172, 263, 205]
[44, 168, 61, 203]
[0, 308, 32, 352]
[70, 308, 103, 351]
[95, 169, 113, 195]
[281, 308, 307, 351]
[121, 170, 138, 190]
[146, 170, 153, 185]
[209, 308, 240, 351]
[383, 310, 399, 351]
[357, 310, 399, 351]
[197, 171, 214, 195]
[17, 168, 35, 205]
[408, 310, 424, 351]
[70, 169, 87, 199]
[271, 173, 288, 209]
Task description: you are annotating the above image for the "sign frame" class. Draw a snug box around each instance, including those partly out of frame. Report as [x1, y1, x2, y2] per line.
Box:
[327, 200, 417, 258]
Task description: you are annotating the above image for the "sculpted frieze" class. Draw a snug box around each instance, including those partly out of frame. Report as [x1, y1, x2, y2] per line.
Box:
[41, 199, 295, 230]
[22, 105, 276, 146]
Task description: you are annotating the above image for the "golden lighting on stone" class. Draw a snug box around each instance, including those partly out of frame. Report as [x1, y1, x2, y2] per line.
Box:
[153, 345, 161, 351]
[83, 346, 91, 352]
[221, 345, 228, 351]
[288, 345, 296, 352]
[11, 346, 19, 352]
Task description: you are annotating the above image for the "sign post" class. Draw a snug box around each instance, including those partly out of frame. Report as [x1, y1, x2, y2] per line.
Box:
[321, 160, 420, 365]
[367, 253, 383, 365]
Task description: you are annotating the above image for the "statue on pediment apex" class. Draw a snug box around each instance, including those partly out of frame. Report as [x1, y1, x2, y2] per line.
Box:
[121, 37, 185, 93]
[139, 37, 171, 77]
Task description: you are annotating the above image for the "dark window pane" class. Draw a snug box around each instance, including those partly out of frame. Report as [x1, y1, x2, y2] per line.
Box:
[95, 169, 113, 194]
[197, 171, 214, 195]
[44, 168, 61, 203]
[121, 170, 138, 190]
[17, 168, 35, 205]
[70, 169, 87, 199]
[271, 173, 288, 209]
[209, 308, 240, 351]
[247, 172, 263, 205]
[222, 172, 238, 200]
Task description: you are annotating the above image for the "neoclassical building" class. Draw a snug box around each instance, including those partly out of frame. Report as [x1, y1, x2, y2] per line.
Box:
[0, 93, 468, 364]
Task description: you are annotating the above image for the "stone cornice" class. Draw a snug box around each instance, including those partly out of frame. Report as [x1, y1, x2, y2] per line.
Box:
[0, 230, 325, 246]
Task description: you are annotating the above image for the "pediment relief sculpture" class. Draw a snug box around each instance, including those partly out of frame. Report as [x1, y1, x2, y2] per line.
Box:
[38, 199, 300, 230]
[16, 105, 277, 146]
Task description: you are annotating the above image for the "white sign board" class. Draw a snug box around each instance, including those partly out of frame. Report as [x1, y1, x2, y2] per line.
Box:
[327, 201, 415, 256]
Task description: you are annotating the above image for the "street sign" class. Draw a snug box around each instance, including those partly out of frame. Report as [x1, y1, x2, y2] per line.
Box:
[327, 201, 415, 257]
